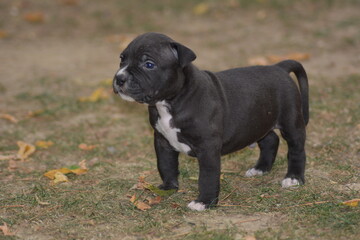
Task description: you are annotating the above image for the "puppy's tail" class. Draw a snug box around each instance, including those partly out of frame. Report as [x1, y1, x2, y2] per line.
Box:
[276, 60, 309, 126]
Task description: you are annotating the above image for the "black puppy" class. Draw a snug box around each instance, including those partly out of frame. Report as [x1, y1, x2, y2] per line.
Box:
[113, 33, 309, 211]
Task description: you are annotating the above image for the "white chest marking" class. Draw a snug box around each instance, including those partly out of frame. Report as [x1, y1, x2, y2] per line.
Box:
[155, 101, 191, 154]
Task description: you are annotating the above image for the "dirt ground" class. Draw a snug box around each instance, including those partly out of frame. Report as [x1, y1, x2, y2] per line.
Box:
[1, 0, 360, 239]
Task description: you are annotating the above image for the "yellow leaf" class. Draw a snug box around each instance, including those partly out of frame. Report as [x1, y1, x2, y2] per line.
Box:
[23, 12, 45, 23]
[35, 140, 54, 149]
[78, 143, 97, 151]
[27, 109, 45, 117]
[0, 223, 15, 236]
[43, 168, 71, 179]
[70, 168, 88, 175]
[193, 3, 210, 16]
[78, 88, 109, 102]
[342, 199, 360, 207]
[16, 141, 36, 160]
[0, 113, 18, 123]
[53, 172, 69, 184]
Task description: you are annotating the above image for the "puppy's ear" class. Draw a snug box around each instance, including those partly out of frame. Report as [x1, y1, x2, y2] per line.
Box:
[170, 42, 196, 67]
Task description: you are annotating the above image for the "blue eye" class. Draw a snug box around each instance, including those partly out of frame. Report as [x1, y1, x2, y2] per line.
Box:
[145, 61, 155, 69]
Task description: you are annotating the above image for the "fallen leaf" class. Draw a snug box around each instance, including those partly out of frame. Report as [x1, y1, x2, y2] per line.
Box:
[53, 172, 69, 184]
[267, 52, 310, 64]
[135, 201, 152, 211]
[193, 3, 210, 16]
[130, 194, 151, 211]
[130, 194, 137, 203]
[78, 143, 97, 151]
[342, 199, 360, 207]
[44, 168, 71, 179]
[247, 56, 269, 66]
[148, 196, 162, 206]
[78, 159, 87, 170]
[35, 140, 54, 149]
[0, 113, 18, 123]
[131, 176, 151, 190]
[0, 222, 15, 236]
[27, 109, 45, 117]
[23, 12, 44, 23]
[44, 166, 87, 180]
[16, 141, 36, 160]
[256, 10, 267, 20]
[78, 87, 109, 102]
[59, 0, 79, 6]
[0, 30, 9, 39]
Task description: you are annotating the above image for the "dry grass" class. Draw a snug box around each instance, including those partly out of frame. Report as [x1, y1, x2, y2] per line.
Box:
[1, 0, 360, 239]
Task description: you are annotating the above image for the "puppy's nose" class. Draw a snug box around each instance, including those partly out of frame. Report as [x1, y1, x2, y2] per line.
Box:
[116, 74, 127, 87]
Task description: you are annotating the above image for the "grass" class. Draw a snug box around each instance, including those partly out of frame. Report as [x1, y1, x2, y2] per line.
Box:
[1, 0, 360, 239]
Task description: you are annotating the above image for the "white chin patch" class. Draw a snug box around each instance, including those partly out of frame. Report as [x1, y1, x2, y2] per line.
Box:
[245, 168, 264, 177]
[187, 201, 206, 211]
[119, 92, 135, 102]
[281, 178, 300, 188]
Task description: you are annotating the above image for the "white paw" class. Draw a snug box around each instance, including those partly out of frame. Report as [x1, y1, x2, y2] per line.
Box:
[187, 201, 206, 211]
[245, 168, 264, 177]
[281, 178, 300, 188]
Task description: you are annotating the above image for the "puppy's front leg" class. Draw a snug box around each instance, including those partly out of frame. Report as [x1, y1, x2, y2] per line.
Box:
[188, 151, 221, 211]
[154, 132, 180, 190]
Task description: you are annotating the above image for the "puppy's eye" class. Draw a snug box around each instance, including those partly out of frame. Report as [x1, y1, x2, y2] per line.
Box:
[120, 54, 125, 61]
[145, 61, 156, 69]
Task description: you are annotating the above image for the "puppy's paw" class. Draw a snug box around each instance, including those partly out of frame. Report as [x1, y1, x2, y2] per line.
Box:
[187, 201, 207, 211]
[245, 168, 264, 177]
[158, 183, 178, 191]
[281, 178, 300, 188]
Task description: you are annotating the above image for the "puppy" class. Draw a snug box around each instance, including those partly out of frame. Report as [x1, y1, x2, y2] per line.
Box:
[113, 33, 309, 211]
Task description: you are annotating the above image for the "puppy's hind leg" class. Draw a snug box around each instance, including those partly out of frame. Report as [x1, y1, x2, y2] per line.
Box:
[280, 123, 306, 188]
[245, 131, 279, 177]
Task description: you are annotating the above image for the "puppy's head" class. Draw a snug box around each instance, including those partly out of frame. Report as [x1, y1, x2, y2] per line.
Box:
[113, 32, 196, 104]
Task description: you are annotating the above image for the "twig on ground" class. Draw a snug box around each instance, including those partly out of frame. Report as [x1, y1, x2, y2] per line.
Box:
[0, 205, 25, 209]
[281, 201, 331, 209]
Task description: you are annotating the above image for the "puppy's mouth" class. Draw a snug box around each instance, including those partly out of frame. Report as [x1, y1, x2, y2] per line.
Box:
[113, 83, 154, 104]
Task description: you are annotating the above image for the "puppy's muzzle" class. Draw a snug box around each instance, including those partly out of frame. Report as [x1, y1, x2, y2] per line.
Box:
[113, 70, 131, 94]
